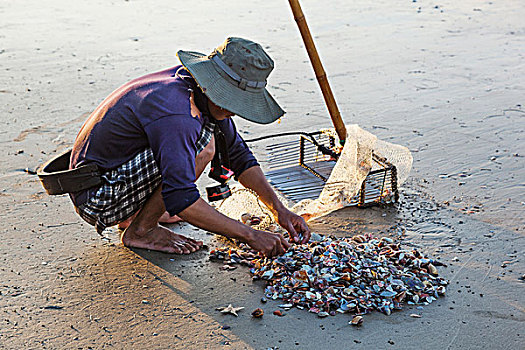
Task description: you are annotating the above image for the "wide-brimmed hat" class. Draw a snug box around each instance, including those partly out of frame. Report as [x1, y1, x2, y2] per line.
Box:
[177, 37, 285, 124]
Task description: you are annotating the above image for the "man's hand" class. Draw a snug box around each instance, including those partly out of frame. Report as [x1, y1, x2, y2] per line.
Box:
[238, 166, 311, 245]
[246, 229, 291, 257]
[276, 208, 311, 244]
[180, 199, 291, 258]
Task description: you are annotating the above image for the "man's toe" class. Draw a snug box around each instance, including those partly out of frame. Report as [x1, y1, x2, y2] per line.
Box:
[188, 241, 201, 251]
[185, 236, 200, 245]
[173, 241, 191, 254]
[171, 245, 183, 254]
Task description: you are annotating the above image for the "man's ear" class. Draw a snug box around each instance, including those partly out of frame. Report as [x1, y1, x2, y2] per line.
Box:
[189, 92, 201, 119]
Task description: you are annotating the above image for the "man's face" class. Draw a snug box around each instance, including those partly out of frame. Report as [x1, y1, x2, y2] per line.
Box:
[208, 100, 234, 121]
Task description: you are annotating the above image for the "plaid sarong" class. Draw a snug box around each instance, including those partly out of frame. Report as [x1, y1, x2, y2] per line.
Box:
[76, 148, 162, 233]
[76, 118, 216, 234]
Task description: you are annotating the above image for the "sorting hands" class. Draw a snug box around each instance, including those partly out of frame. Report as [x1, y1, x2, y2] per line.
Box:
[242, 209, 311, 258]
[276, 207, 311, 244]
[246, 229, 291, 257]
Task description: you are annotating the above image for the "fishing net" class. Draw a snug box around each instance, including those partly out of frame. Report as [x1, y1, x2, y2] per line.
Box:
[215, 124, 412, 226]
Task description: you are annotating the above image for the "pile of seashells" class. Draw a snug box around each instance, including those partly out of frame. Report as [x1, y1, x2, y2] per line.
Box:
[210, 233, 448, 321]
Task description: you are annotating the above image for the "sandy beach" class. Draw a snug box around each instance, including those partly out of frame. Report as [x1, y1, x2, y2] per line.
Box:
[1, 0, 524, 348]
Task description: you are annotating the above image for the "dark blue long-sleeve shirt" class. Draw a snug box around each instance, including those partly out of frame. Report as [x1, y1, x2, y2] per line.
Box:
[70, 66, 258, 215]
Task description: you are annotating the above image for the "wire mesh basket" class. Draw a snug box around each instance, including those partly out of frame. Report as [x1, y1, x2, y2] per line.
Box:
[261, 132, 399, 207]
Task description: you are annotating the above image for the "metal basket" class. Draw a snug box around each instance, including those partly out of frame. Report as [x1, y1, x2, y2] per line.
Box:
[262, 132, 399, 206]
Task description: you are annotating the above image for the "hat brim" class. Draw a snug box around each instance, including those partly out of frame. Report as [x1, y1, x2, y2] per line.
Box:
[177, 50, 285, 124]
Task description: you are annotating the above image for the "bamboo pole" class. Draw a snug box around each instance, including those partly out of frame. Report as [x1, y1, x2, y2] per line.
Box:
[288, 0, 347, 142]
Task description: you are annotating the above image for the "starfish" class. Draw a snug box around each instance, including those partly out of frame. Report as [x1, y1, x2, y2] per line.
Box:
[216, 304, 244, 317]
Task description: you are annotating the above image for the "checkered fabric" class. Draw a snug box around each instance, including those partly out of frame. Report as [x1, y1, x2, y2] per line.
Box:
[75, 148, 162, 233]
[195, 118, 216, 154]
[76, 118, 216, 234]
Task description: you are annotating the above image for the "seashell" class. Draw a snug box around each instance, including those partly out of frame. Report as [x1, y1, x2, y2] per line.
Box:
[308, 307, 320, 314]
[251, 308, 264, 318]
[250, 216, 262, 225]
[339, 300, 349, 312]
[402, 276, 425, 290]
[273, 310, 284, 317]
[350, 315, 364, 326]
[380, 290, 397, 298]
[209, 230, 448, 323]
[423, 280, 433, 288]
[428, 263, 438, 276]
[394, 291, 406, 303]
[293, 270, 309, 282]
[241, 213, 252, 224]
[431, 260, 446, 267]
[352, 235, 366, 243]
[262, 270, 274, 279]
[305, 291, 316, 300]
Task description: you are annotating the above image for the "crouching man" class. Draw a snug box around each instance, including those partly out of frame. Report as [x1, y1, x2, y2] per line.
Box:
[69, 37, 310, 257]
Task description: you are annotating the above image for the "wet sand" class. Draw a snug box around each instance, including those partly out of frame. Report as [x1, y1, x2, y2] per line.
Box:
[1, 0, 523, 349]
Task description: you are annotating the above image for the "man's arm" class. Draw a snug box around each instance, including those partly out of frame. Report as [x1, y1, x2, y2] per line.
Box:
[217, 118, 310, 244]
[178, 197, 290, 257]
[238, 165, 311, 244]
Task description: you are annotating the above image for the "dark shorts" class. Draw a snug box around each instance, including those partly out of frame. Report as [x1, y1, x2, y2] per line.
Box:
[75, 148, 162, 233]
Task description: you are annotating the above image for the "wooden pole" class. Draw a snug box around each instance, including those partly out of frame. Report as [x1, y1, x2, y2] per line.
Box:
[288, 0, 347, 142]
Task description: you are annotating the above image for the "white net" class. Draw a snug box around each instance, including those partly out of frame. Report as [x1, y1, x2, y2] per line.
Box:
[215, 124, 412, 226]
[215, 186, 289, 231]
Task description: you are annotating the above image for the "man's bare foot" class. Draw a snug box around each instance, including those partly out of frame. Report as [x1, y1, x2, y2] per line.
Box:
[159, 211, 183, 224]
[118, 211, 183, 230]
[121, 224, 203, 254]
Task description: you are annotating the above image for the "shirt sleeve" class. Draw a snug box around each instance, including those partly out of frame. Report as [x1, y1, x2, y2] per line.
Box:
[144, 115, 202, 216]
[218, 118, 259, 179]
